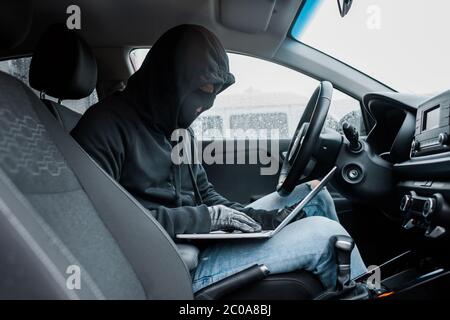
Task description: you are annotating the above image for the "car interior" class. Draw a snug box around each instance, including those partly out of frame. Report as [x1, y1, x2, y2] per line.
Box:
[0, 0, 449, 300]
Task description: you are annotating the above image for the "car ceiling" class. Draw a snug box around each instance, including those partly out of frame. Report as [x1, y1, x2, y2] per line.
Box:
[3, 0, 303, 60]
[2, 0, 393, 99]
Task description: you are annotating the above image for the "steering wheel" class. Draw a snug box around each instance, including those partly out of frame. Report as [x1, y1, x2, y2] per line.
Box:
[276, 81, 333, 196]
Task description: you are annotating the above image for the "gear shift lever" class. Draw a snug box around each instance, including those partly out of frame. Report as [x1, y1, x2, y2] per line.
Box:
[331, 235, 355, 291]
[315, 235, 371, 300]
[342, 122, 362, 152]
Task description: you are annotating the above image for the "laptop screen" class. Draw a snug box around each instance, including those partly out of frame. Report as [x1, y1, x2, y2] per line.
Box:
[272, 166, 337, 234]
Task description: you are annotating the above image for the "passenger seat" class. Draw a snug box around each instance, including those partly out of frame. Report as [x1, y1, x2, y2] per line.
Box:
[29, 24, 96, 131]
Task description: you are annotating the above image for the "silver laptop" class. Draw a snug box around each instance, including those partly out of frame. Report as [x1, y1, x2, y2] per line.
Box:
[176, 166, 337, 240]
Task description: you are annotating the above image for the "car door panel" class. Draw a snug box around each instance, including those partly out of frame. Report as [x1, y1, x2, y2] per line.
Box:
[201, 139, 284, 204]
[201, 139, 353, 218]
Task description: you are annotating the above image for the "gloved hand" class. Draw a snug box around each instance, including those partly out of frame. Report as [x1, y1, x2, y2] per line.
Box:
[208, 205, 262, 232]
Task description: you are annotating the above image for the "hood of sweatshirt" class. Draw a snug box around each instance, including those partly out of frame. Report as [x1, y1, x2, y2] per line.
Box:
[123, 24, 235, 135]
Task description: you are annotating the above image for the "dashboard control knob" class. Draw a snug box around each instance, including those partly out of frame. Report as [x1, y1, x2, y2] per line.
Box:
[425, 226, 446, 238]
[422, 198, 436, 219]
[411, 139, 420, 151]
[400, 194, 412, 212]
[403, 219, 415, 230]
[438, 133, 448, 145]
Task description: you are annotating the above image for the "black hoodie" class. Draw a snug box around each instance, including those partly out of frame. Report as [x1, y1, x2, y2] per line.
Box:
[72, 25, 278, 239]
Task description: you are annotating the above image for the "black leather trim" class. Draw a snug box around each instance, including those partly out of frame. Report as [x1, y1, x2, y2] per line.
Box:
[222, 271, 324, 300]
[195, 264, 269, 300]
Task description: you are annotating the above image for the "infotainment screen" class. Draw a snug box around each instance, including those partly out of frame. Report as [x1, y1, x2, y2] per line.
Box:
[423, 106, 440, 131]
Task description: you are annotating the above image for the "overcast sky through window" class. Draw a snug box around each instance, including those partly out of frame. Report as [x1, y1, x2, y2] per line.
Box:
[292, 0, 450, 95]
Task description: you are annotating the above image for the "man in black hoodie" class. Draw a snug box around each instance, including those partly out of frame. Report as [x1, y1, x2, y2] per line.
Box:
[72, 25, 366, 292]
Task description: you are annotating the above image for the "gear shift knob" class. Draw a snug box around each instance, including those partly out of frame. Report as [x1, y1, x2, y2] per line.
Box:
[315, 236, 370, 300]
[342, 122, 362, 151]
[331, 235, 355, 291]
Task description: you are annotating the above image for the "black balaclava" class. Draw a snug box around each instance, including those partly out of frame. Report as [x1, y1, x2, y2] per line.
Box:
[178, 88, 216, 128]
[123, 24, 235, 135]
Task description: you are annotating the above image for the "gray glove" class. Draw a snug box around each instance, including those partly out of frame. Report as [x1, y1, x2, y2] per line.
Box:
[208, 205, 262, 232]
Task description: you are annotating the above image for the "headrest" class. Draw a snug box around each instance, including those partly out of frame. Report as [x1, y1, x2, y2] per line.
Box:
[29, 24, 98, 100]
[0, 0, 33, 49]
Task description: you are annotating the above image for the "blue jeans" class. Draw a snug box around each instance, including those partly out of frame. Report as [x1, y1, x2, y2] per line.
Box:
[192, 183, 367, 293]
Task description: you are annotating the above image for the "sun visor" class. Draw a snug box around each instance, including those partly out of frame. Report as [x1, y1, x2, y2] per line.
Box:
[219, 0, 277, 33]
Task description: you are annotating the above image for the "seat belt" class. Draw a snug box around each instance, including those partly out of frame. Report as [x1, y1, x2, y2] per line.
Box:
[188, 162, 203, 205]
[187, 132, 203, 205]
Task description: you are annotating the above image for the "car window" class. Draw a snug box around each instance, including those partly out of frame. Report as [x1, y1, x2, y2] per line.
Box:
[130, 49, 363, 140]
[0, 57, 98, 114]
[291, 0, 450, 95]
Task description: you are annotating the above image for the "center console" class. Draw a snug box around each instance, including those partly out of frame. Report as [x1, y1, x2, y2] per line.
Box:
[374, 92, 450, 299]
[354, 250, 450, 299]
[323, 90, 450, 299]
[411, 93, 450, 158]
[397, 91, 450, 239]
[397, 186, 450, 239]
[358, 179, 450, 299]
[351, 90, 450, 299]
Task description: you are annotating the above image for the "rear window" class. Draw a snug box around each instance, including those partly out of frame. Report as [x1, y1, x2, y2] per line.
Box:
[0, 57, 98, 114]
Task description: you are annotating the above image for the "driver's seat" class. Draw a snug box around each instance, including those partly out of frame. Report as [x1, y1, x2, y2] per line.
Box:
[0, 69, 324, 299]
[177, 244, 323, 299]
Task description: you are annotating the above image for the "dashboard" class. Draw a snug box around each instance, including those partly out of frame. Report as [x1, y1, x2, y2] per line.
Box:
[362, 90, 450, 239]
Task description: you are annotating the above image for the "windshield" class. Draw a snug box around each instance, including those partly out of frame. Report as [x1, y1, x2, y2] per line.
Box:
[291, 0, 450, 95]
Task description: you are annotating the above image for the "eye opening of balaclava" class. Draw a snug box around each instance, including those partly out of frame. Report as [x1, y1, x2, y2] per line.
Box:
[177, 85, 218, 129]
